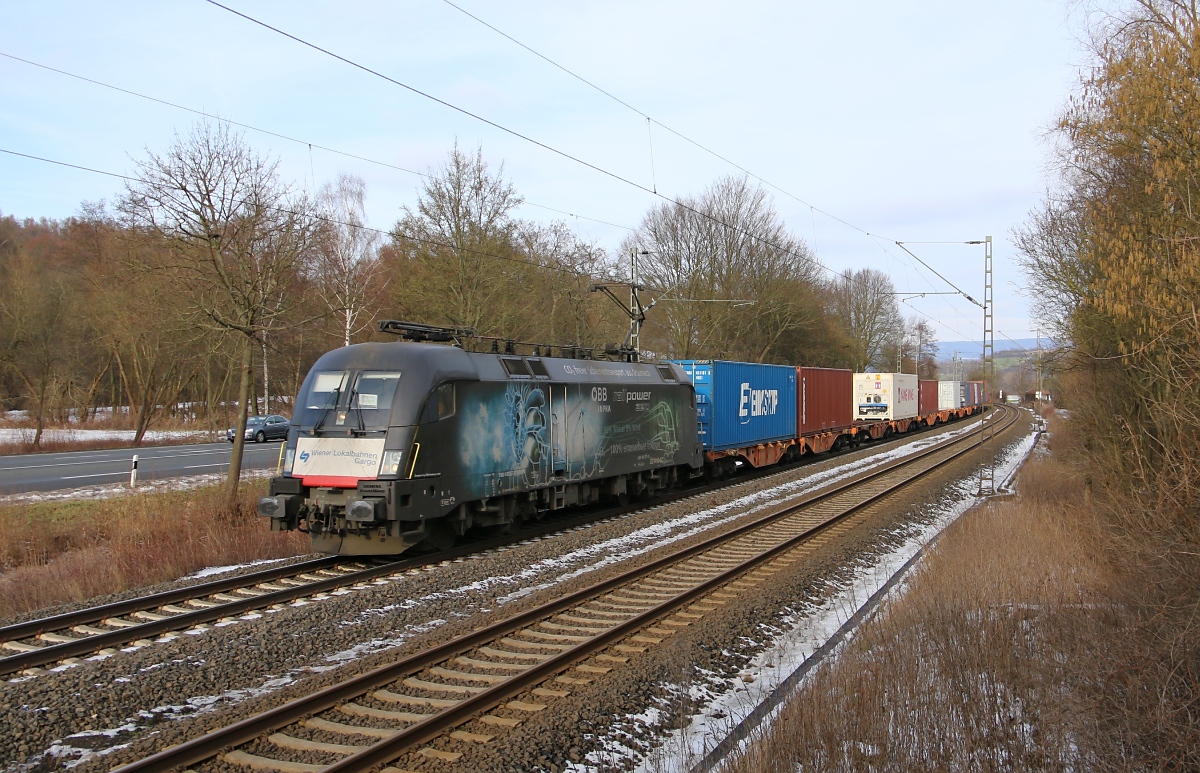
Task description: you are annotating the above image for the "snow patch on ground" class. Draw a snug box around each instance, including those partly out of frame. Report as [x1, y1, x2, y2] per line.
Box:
[0, 428, 210, 444]
[0, 469, 273, 505]
[178, 556, 295, 582]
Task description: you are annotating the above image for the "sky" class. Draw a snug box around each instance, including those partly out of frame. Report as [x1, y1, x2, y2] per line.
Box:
[0, 1, 1088, 348]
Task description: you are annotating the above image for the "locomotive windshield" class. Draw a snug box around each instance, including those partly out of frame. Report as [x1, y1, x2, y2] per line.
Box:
[295, 370, 402, 432]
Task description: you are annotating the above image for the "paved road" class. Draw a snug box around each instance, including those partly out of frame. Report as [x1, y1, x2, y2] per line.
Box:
[0, 441, 284, 495]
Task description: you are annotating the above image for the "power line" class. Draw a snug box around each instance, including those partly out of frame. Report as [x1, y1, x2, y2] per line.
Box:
[893, 241, 983, 308]
[0, 148, 127, 180]
[202, 0, 845, 281]
[898, 297, 974, 342]
[436, 0, 892, 243]
[0, 50, 635, 235]
[0, 146, 596, 279]
[6, 13, 970, 309]
[435, 0, 1003, 327]
[5, 16, 991, 329]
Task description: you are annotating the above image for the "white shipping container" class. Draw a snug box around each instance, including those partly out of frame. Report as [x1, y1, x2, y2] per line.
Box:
[937, 380, 963, 411]
[854, 373, 918, 421]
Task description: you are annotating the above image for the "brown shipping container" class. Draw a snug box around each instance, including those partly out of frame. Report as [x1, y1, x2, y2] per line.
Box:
[918, 380, 939, 416]
[798, 367, 854, 434]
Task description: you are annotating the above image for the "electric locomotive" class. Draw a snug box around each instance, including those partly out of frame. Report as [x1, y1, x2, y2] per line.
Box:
[258, 323, 703, 555]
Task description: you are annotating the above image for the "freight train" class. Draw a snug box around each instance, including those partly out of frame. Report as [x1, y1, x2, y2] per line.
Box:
[258, 324, 987, 555]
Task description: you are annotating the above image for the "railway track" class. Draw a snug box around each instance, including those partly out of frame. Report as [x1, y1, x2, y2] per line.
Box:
[111, 405, 1018, 773]
[2, 411, 992, 679]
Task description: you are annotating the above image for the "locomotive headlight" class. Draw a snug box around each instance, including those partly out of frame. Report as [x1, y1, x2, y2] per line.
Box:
[283, 448, 295, 473]
[379, 450, 404, 477]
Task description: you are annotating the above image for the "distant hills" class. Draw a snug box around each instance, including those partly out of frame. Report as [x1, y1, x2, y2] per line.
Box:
[933, 339, 1054, 359]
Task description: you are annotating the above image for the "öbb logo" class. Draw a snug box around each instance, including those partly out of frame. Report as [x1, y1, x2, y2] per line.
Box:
[738, 382, 779, 423]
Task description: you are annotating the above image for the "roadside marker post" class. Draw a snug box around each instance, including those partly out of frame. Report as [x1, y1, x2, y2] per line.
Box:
[130, 454, 139, 489]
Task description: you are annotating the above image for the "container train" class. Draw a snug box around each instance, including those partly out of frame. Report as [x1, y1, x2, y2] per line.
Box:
[259, 325, 987, 556]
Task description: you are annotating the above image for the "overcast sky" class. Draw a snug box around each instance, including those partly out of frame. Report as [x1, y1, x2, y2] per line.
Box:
[0, 1, 1086, 347]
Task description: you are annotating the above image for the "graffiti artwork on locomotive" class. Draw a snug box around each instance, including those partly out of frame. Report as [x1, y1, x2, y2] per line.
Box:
[259, 339, 702, 555]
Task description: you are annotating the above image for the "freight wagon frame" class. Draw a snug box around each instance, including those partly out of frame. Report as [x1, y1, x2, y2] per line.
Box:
[674, 361, 987, 474]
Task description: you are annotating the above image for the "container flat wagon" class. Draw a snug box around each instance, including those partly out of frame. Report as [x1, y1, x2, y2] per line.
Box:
[964, 381, 986, 408]
[672, 360, 798, 473]
[852, 373, 921, 440]
[918, 380, 940, 417]
[938, 380, 962, 411]
[797, 366, 854, 454]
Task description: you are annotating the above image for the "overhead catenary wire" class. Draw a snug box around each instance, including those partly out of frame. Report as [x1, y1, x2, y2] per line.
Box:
[435, 0, 999, 329]
[0, 50, 635, 234]
[5, 15, 992, 338]
[202, 0, 852, 282]
[893, 241, 983, 308]
[0, 147, 597, 280]
[436, 0, 892, 243]
[5, 25, 982, 322]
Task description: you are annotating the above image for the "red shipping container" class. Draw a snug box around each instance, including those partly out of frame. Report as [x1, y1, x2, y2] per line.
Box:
[918, 380, 939, 416]
[797, 367, 853, 435]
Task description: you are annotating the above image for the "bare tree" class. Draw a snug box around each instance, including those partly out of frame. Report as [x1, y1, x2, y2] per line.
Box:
[901, 317, 939, 377]
[628, 176, 822, 362]
[514, 220, 622, 348]
[389, 142, 526, 335]
[829, 268, 902, 371]
[314, 174, 386, 347]
[120, 121, 319, 506]
[0, 242, 73, 447]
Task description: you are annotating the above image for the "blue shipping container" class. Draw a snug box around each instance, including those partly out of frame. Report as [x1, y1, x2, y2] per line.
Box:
[670, 360, 798, 451]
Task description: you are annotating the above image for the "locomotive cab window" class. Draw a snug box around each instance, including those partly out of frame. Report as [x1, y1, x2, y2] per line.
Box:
[305, 371, 348, 409]
[349, 371, 402, 430]
[502, 358, 532, 378]
[421, 383, 455, 422]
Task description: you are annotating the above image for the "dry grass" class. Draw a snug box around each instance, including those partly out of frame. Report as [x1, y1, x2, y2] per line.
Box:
[0, 483, 309, 619]
[721, 434, 1122, 772]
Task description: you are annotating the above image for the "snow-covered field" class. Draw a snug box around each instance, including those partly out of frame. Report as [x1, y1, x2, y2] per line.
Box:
[0, 428, 212, 444]
[0, 469, 273, 506]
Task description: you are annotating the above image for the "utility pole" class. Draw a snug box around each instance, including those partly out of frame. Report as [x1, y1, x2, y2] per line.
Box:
[1036, 327, 1043, 397]
[978, 236, 996, 496]
[629, 249, 641, 360]
[588, 249, 648, 363]
[917, 325, 923, 378]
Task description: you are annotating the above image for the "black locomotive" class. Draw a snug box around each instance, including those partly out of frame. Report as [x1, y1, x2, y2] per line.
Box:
[259, 332, 702, 555]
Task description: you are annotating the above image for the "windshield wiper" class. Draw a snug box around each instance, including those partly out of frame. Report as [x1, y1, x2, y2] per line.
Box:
[347, 379, 367, 436]
[312, 383, 343, 436]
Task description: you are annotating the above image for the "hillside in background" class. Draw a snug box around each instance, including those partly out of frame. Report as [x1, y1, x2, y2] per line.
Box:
[933, 338, 1052, 359]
